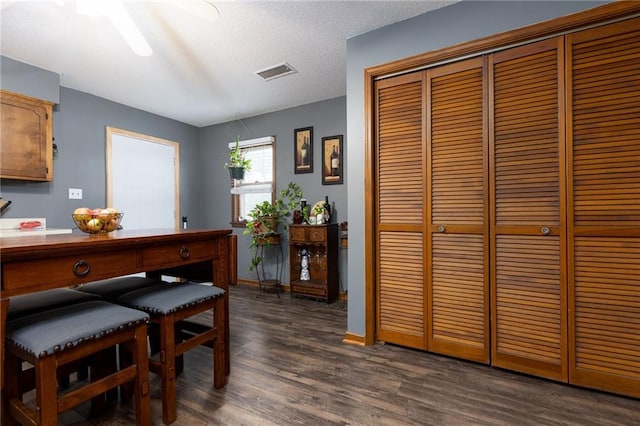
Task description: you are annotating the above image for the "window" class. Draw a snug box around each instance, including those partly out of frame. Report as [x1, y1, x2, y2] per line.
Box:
[230, 136, 275, 225]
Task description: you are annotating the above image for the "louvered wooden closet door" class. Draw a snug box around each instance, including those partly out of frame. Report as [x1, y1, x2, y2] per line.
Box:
[427, 57, 489, 362]
[567, 18, 640, 398]
[375, 73, 427, 349]
[489, 38, 567, 381]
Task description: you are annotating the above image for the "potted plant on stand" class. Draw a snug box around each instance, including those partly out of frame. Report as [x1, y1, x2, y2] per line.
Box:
[224, 137, 251, 180]
[244, 182, 304, 272]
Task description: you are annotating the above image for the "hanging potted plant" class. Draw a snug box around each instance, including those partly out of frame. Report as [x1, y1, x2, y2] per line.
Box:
[224, 137, 251, 180]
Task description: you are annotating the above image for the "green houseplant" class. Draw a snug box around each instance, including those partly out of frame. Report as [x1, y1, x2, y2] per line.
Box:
[244, 182, 304, 272]
[224, 137, 251, 180]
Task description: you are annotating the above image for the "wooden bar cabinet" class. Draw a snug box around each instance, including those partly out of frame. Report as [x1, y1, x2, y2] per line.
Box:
[289, 224, 339, 303]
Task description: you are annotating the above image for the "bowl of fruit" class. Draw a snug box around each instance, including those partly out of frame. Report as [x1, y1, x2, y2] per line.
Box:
[72, 207, 123, 234]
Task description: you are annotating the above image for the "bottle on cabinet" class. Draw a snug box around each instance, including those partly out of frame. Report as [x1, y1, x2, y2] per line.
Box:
[323, 196, 332, 224]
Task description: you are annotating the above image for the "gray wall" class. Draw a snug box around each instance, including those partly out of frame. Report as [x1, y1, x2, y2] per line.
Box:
[1, 57, 202, 229]
[344, 1, 608, 336]
[1, 56, 59, 103]
[199, 97, 348, 287]
[1, 55, 348, 290]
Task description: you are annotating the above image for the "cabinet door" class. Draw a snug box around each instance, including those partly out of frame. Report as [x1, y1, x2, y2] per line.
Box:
[375, 73, 427, 349]
[567, 18, 640, 398]
[0, 90, 53, 181]
[427, 57, 489, 362]
[489, 38, 567, 381]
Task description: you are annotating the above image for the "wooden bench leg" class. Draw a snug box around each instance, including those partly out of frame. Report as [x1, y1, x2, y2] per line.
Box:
[35, 356, 58, 426]
[131, 325, 151, 426]
[160, 314, 177, 425]
[3, 351, 22, 426]
[213, 296, 227, 389]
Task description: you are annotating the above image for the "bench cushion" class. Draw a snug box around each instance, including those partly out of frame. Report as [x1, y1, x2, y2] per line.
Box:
[7, 288, 102, 321]
[78, 276, 163, 300]
[116, 282, 225, 316]
[6, 300, 149, 357]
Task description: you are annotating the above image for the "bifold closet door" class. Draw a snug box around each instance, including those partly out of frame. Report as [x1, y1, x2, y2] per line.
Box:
[567, 18, 640, 398]
[426, 57, 489, 363]
[375, 73, 427, 349]
[489, 37, 568, 381]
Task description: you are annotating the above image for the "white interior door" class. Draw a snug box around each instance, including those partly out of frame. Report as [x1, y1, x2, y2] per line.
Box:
[106, 127, 179, 230]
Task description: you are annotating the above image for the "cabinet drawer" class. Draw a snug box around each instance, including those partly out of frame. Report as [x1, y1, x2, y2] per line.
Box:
[2, 250, 138, 290]
[290, 226, 306, 242]
[289, 226, 327, 243]
[307, 227, 326, 243]
[292, 281, 327, 297]
[142, 240, 215, 268]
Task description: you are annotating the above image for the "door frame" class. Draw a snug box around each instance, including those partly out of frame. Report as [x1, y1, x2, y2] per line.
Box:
[105, 126, 180, 229]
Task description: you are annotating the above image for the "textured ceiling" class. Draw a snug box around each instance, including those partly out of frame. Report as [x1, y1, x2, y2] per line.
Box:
[1, 0, 456, 127]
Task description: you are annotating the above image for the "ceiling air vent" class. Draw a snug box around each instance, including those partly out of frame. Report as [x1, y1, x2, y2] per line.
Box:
[254, 62, 297, 82]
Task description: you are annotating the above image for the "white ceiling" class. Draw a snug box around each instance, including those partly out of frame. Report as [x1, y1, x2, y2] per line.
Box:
[1, 0, 456, 127]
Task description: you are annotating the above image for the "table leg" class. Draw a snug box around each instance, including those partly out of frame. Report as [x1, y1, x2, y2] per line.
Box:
[215, 237, 231, 376]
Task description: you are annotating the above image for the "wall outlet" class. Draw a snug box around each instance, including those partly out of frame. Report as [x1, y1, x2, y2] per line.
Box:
[69, 188, 83, 200]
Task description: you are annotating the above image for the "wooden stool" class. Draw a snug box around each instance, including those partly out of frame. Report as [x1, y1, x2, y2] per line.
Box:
[78, 276, 171, 371]
[115, 282, 226, 425]
[4, 300, 151, 426]
[5, 288, 108, 401]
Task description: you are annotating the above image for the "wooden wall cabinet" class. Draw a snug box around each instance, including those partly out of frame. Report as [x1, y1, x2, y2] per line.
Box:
[0, 90, 54, 181]
[289, 224, 339, 302]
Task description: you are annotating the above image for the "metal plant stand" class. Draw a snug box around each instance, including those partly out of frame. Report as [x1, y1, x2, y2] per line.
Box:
[256, 234, 283, 298]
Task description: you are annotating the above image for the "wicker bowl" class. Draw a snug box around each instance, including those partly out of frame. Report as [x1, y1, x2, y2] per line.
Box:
[72, 212, 123, 234]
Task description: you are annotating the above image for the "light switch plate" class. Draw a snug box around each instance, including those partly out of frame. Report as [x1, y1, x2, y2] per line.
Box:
[69, 188, 83, 199]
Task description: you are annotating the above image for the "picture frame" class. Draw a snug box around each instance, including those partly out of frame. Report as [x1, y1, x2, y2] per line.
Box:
[321, 135, 343, 185]
[294, 126, 313, 174]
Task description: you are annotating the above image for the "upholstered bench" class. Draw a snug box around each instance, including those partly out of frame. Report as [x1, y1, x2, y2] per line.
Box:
[81, 279, 226, 425]
[6, 288, 102, 322]
[6, 288, 110, 399]
[4, 300, 151, 425]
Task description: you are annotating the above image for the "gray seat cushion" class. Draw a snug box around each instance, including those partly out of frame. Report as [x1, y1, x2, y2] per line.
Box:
[7, 288, 102, 321]
[116, 282, 225, 316]
[6, 300, 149, 357]
[78, 276, 163, 300]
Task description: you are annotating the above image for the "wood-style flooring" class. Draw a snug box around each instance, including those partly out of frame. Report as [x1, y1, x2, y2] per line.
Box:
[54, 284, 638, 425]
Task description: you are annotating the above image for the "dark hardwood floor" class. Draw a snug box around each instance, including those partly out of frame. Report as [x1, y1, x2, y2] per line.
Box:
[55, 284, 638, 425]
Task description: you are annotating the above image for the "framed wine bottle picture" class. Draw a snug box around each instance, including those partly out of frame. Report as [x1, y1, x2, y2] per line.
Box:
[294, 126, 313, 174]
[321, 135, 343, 185]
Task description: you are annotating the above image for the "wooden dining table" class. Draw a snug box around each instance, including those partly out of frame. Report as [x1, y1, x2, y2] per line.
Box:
[0, 228, 233, 392]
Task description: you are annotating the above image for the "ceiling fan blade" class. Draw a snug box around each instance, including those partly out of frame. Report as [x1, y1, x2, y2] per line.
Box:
[163, 0, 220, 22]
[107, 1, 152, 56]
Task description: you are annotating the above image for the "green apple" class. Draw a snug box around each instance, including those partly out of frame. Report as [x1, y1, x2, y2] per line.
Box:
[86, 218, 103, 232]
